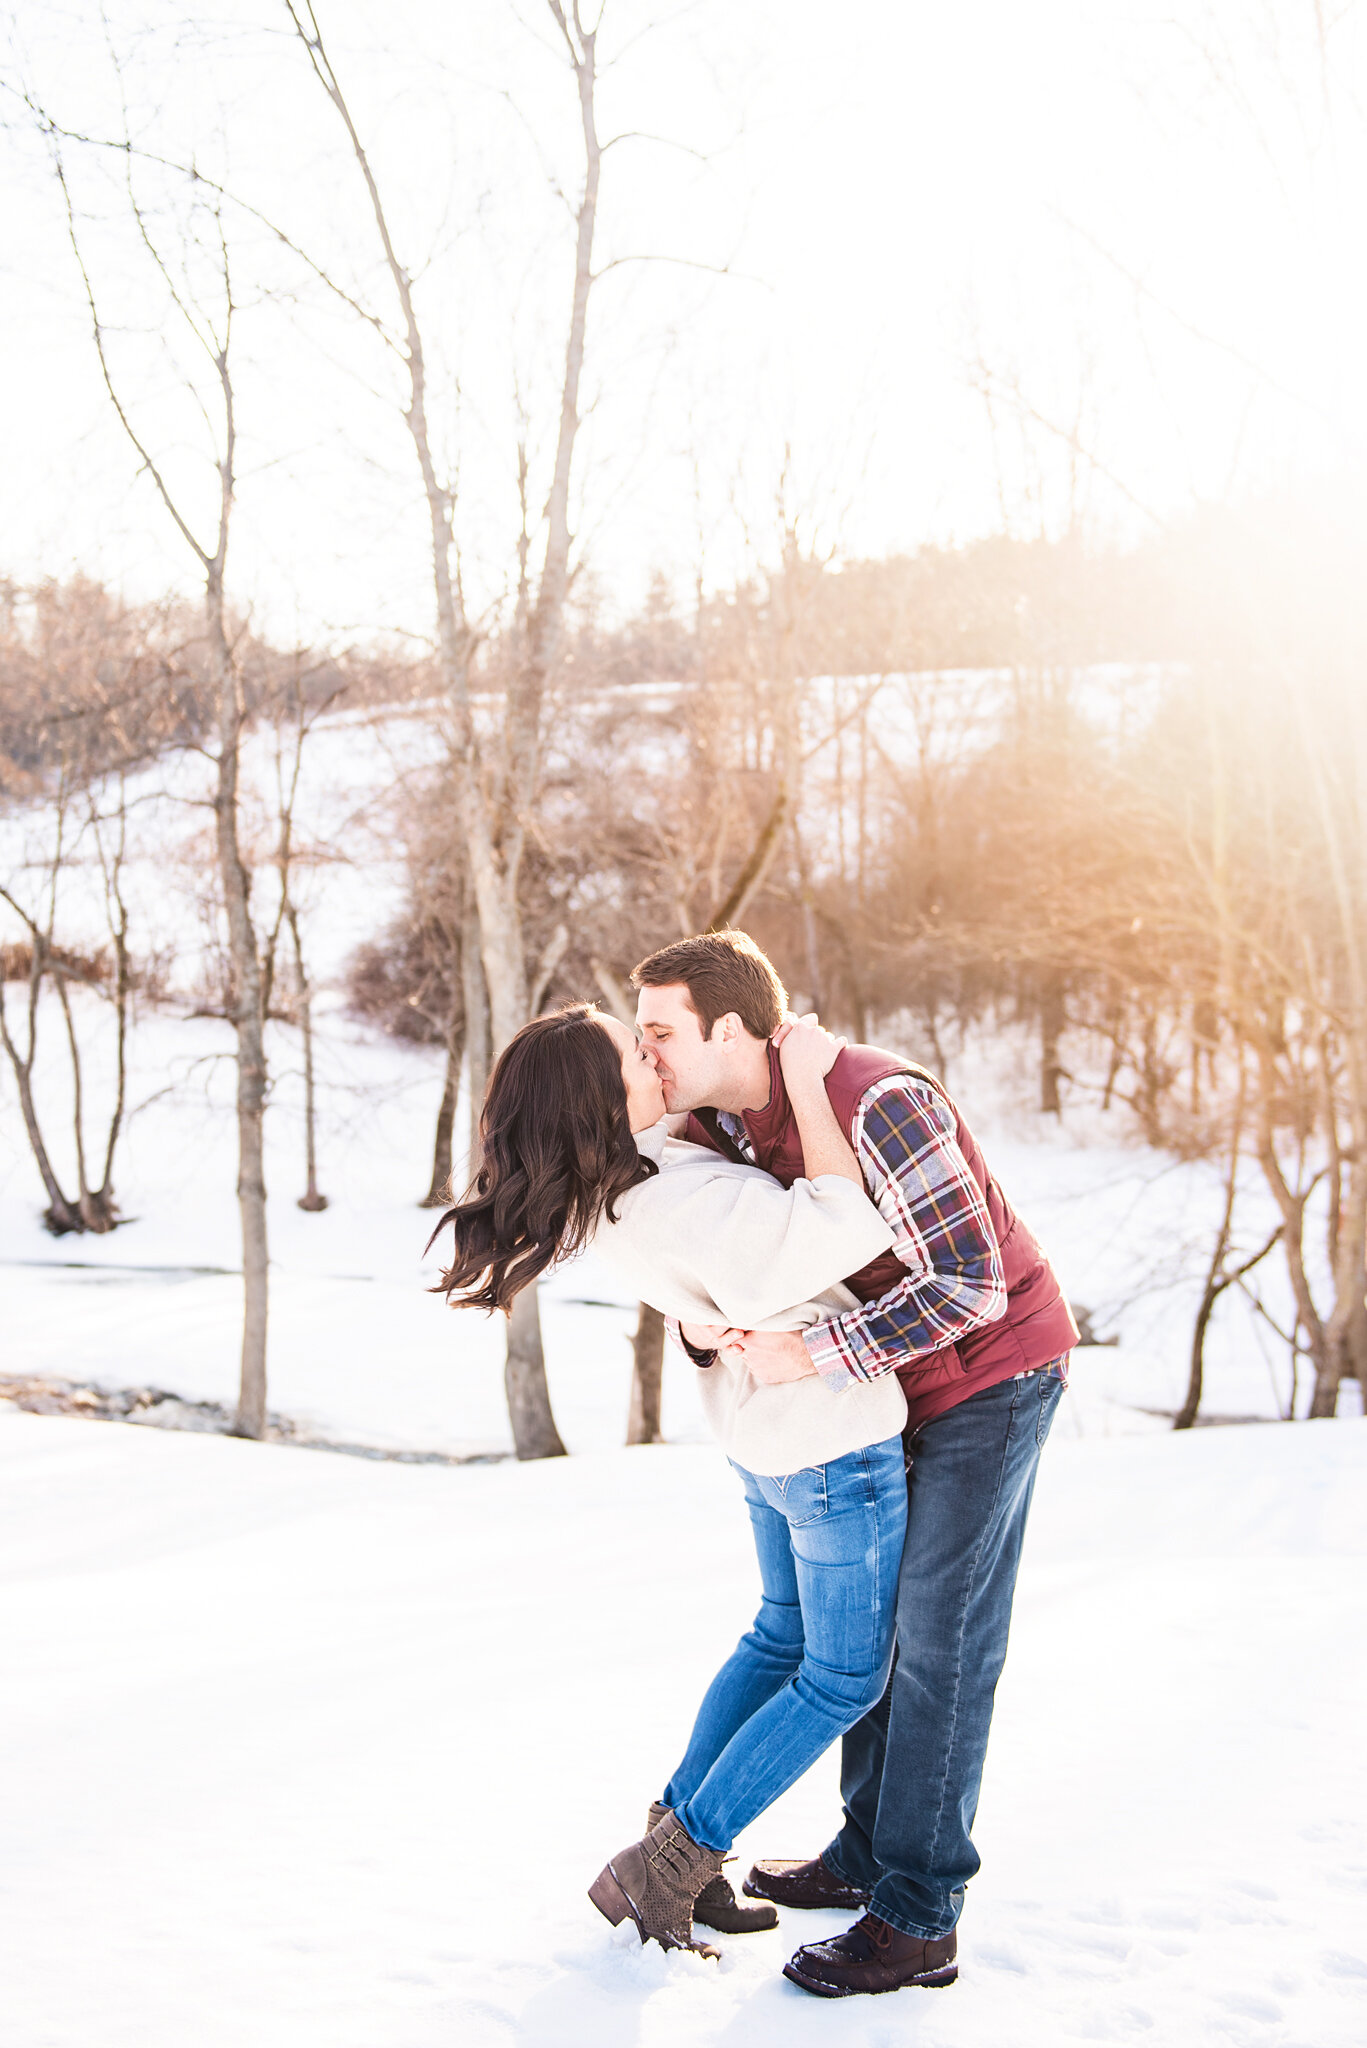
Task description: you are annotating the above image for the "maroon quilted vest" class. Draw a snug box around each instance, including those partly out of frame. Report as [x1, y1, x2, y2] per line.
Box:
[686, 1041, 1077, 1431]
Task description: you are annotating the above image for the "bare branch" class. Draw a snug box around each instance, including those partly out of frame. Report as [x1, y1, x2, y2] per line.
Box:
[0, 84, 402, 354]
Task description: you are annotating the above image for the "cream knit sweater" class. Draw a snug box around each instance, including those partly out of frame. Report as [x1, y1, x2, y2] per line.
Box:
[587, 1122, 908, 1477]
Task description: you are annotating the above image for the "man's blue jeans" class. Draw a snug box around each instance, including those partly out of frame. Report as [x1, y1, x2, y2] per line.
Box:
[663, 1437, 907, 1855]
[825, 1366, 1066, 1939]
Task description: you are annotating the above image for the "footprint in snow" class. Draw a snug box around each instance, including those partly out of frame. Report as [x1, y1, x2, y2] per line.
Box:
[1213, 1988, 1284, 2023]
[1321, 1950, 1367, 1979]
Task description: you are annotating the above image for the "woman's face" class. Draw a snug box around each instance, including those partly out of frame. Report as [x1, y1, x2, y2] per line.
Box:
[598, 1015, 667, 1134]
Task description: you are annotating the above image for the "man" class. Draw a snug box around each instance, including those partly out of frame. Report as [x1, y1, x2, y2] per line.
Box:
[631, 929, 1076, 1998]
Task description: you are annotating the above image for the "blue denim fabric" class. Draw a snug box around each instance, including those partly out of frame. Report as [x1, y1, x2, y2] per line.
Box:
[825, 1365, 1066, 1939]
[662, 1437, 908, 1855]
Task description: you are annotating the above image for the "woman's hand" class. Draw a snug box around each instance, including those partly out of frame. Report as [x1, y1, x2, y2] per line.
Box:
[774, 1010, 847, 1090]
[680, 1321, 743, 1352]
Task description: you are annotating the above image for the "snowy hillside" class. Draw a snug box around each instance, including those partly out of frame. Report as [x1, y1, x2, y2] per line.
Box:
[0, 1406, 1362, 2047]
[4, 696, 1335, 1446]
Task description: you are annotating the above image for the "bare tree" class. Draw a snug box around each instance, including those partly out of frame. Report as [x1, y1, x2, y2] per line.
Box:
[39, 123, 273, 1437]
[0, 824, 95, 1235]
[260, 664, 346, 1213]
[0, 583, 178, 1233]
[1173, 1061, 1282, 1430]
[284, 0, 623, 1457]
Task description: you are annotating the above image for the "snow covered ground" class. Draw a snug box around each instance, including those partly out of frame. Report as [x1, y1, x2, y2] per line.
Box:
[5, 703, 1365, 2043]
[1, 1405, 1363, 2048]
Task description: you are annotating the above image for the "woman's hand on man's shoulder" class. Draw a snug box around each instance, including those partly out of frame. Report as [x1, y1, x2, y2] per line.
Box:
[774, 1011, 846, 1086]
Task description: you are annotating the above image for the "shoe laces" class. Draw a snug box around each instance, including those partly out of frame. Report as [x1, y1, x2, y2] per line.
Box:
[851, 1911, 893, 1954]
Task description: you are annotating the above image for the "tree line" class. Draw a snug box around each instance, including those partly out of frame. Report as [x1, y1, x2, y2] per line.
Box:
[7, 499, 1363, 1443]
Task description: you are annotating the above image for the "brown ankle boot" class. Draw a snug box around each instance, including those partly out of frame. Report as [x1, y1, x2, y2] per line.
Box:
[783, 1912, 958, 1996]
[646, 1802, 778, 1934]
[743, 1853, 870, 1910]
[589, 1807, 725, 1956]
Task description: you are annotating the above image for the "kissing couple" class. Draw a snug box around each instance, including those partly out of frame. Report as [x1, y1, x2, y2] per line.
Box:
[434, 929, 1075, 1999]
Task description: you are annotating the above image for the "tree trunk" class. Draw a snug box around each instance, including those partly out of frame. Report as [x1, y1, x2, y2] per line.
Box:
[92, 811, 131, 1220]
[90, 827, 130, 1212]
[1040, 971, 1065, 1115]
[1325, 1135, 1367, 1415]
[1177, 1062, 1245, 1430]
[235, 1039, 270, 1436]
[473, 860, 531, 1060]
[209, 579, 270, 1443]
[421, 1024, 462, 1207]
[1310, 1342, 1343, 1415]
[295, 986, 326, 1212]
[1275, 1167, 1337, 1416]
[291, 910, 327, 1212]
[1251, 1052, 1331, 1415]
[626, 1303, 665, 1445]
[1138, 1010, 1162, 1142]
[709, 783, 790, 932]
[52, 971, 92, 1210]
[1177, 1278, 1217, 1431]
[462, 896, 490, 1181]
[0, 982, 82, 1234]
[1100, 1004, 1125, 1112]
[506, 1286, 567, 1460]
[51, 969, 118, 1233]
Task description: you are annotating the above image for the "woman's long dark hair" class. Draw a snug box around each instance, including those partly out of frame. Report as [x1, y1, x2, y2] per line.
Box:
[427, 1003, 657, 1314]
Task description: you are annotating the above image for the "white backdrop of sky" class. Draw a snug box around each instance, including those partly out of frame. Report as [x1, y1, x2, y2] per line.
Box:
[2, 0, 1364, 645]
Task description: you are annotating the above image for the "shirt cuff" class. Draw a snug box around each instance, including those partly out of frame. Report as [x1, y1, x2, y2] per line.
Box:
[667, 1317, 718, 1368]
[802, 1322, 857, 1392]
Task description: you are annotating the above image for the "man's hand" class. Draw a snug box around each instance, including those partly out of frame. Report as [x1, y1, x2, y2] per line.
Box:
[724, 1329, 819, 1383]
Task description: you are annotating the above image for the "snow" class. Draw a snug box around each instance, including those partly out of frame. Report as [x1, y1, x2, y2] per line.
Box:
[0, 1407, 1363, 2047]
[5, 706, 1366, 2041]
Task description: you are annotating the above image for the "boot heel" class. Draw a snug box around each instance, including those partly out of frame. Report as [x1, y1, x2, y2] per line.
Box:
[588, 1864, 637, 1931]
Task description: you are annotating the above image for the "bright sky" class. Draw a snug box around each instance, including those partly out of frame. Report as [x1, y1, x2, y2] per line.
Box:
[2, 0, 1365, 643]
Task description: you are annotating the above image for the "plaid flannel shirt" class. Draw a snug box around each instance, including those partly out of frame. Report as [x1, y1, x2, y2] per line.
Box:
[715, 1074, 1008, 1390]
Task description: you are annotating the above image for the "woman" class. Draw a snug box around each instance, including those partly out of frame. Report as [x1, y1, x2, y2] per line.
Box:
[431, 1003, 908, 1957]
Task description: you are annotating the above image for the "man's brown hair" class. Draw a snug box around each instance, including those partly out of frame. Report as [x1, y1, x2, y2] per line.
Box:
[630, 930, 787, 1039]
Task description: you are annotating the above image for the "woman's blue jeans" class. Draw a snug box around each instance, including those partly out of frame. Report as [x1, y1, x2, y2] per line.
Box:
[662, 1436, 907, 1855]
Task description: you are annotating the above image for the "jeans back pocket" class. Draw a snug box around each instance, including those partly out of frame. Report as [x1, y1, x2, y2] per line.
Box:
[764, 1465, 829, 1526]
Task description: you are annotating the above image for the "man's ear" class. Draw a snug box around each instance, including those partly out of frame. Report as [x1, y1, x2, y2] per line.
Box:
[714, 1011, 744, 1046]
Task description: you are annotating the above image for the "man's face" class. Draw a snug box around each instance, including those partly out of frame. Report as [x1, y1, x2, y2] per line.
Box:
[635, 982, 725, 1114]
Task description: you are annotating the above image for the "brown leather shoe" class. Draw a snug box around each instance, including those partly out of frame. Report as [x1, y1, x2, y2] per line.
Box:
[589, 1807, 724, 1957]
[783, 1912, 958, 1996]
[743, 1854, 871, 1911]
[647, 1802, 778, 1933]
